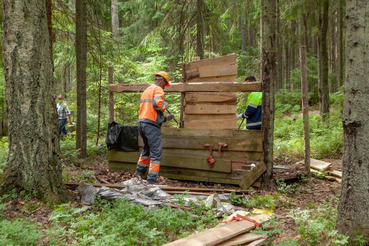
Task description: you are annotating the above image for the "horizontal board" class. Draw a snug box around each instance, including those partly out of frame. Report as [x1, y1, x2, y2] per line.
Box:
[107, 150, 232, 173]
[183, 114, 236, 121]
[161, 127, 264, 138]
[198, 64, 238, 78]
[137, 135, 263, 152]
[186, 54, 237, 71]
[184, 118, 237, 130]
[108, 162, 248, 185]
[109, 82, 262, 93]
[108, 148, 264, 162]
[185, 105, 236, 115]
[185, 92, 237, 103]
[188, 75, 236, 82]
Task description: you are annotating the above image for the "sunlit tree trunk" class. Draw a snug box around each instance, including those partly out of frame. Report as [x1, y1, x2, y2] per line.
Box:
[318, 0, 330, 121]
[241, 11, 247, 52]
[196, 0, 204, 59]
[0, 0, 68, 202]
[337, 0, 369, 239]
[76, 0, 87, 157]
[261, 0, 277, 191]
[111, 0, 120, 40]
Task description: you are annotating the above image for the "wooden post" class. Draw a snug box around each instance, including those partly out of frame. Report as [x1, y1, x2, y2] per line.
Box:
[192, 56, 200, 62]
[299, 46, 311, 177]
[180, 63, 186, 128]
[108, 67, 114, 123]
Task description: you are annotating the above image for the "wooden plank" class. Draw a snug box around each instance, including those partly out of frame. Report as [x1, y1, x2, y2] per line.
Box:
[108, 162, 249, 185]
[186, 105, 236, 115]
[328, 170, 342, 178]
[184, 118, 237, 130]
[186, 54, 237, 71]
[198, 64, 237, 78]
[108, 148, 264, 162]
[216, 233, 263, 246]
[137, 136, 263, 152]
[310, 158, 332, 171]
[163, 220, 255, 246]
[245, 238, 266, 246]
[109, 82, 262, 93]
[184, 114, 237, 121]
[240, 162, 267, 190]
[188, 75, 237, 82]
[160, 127, 264, 139]
[108, 151, 232, 173]
[185, 92, 237, 103]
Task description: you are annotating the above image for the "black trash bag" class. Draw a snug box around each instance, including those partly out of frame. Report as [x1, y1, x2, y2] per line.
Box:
[117, 125, 138, 152]
[106, 121, 123, 150]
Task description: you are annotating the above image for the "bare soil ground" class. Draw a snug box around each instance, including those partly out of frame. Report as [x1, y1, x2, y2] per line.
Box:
[4, 154, 342, 244]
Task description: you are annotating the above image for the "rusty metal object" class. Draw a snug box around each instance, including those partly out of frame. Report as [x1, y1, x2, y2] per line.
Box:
[217, 142, 228, 154]
[203, 144, 216, 167]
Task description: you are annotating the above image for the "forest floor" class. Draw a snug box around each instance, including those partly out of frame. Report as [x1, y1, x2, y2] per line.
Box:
[3, 154, 342, 244]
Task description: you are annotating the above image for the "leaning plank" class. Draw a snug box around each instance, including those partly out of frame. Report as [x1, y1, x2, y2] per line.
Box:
[215, 233, 263, 246]
[240, 162, 267, 190]
[163, 220, 255, 246]
[109, 82, 262, 93]
[198, 64, 238, 78]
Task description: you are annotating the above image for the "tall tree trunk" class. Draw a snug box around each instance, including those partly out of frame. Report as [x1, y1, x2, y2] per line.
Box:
[196, 0, 204, 59]
[336, 0, 343, 89]
[275, 0, 283, 90]
[0, 0, 68, 202]
[76, 0, 87, 157]
[337, 0, 369, 239]
[318, 0, 330, 121]
[241, 11, 247, 53]
[111, 0, 120, 40]
[261, 0, 277, 191]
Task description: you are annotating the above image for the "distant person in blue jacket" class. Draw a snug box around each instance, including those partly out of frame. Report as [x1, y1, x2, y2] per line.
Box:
[237, 76, 262, 130]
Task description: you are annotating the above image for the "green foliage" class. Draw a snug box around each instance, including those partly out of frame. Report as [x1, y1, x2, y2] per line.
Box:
[229, 192, 292, 210]
[253, 215, 283, 237]
[0, 219, 42, 246]
[274, 105, 343, 159]
[47, 198, 218, 245]
[0, 137, 8, 175]
[285, 198, 364, 245]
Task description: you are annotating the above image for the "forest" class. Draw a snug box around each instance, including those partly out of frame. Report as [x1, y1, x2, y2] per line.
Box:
[0, 0, 368, 245]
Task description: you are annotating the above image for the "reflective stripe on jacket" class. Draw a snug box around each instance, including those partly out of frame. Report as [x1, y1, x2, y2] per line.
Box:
[242, 92, 262, 130]
[139, 84, 167, 127]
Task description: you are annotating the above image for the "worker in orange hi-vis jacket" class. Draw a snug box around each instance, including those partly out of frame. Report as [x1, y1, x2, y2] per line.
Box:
[135, 71, 175, 184]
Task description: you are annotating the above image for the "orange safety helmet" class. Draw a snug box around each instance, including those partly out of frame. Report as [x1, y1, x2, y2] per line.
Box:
[155, 71, 170, 87]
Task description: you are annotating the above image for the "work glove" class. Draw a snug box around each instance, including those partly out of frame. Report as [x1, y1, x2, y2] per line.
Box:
[236, 113, 243, 120]
[167, 113, 175, 121]
[163, 101, 169, 109]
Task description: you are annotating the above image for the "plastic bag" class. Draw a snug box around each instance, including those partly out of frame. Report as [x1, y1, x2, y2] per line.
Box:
[117, 126, 138, 152]
[106, 121, 123, 150]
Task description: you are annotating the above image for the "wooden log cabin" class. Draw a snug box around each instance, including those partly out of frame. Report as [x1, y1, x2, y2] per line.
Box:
[107, 54, 265, 187]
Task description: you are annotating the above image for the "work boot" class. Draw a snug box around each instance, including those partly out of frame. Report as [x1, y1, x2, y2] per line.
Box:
[147, 180, 157, 185]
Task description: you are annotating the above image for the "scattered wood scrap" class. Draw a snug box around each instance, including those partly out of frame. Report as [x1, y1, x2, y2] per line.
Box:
[164, 212, 271, 246]
[298, 158, 342, 182]
[240, 162, 267, 190]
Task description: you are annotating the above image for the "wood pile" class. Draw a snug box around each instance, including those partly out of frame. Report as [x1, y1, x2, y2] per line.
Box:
[163, 213, 271, 246]
[298, 158, 342, 182]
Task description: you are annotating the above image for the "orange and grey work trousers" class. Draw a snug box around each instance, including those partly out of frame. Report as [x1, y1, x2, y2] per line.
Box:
[136, 121, 162, 182]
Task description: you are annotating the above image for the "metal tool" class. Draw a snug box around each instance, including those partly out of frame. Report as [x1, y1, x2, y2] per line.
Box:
[238, 118, 245, 129]
[165, 109, 179, 125]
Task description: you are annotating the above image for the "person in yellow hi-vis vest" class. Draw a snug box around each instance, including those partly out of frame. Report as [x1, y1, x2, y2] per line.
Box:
[237, 76, 262, 130]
